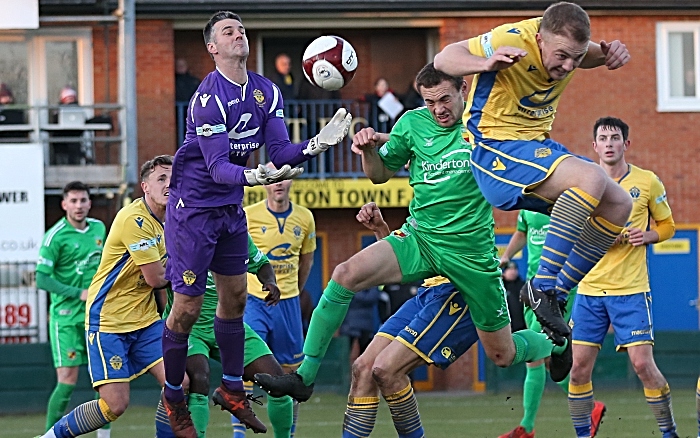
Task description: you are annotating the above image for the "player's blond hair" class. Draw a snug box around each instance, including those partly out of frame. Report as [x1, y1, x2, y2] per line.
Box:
[541, 2, 590, 44]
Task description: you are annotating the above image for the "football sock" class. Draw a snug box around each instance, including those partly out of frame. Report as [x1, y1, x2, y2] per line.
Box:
[644, 384, 677, 437]
[384, 384, 424, 438]
[162, 325, 189, 403]
[556, 216, 622, 294]
[51, 399, 117, 438]
[695, 377, 700, 437]
[215, 316, 245, 392]
[569, 381, 594, 438]
[95, 392, 112, 434]
[268, 395, 294, 438]
[45, 382, 75, 431]
[511, 329, 557, 364]
[556, 372, 571, 393]
[533, 187, 599, 299]
[520, 363, 546, 433]
[297, 280, 354, 385]
[291, 399, 299, 437]
[343, 395, 379, 438]
[155, 398, 176, 438]
[188, 393, 209, 438]
[231, 379, 254, 437]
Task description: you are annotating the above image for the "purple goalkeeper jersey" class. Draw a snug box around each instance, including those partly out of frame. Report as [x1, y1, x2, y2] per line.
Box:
[170, 68, 311, 207]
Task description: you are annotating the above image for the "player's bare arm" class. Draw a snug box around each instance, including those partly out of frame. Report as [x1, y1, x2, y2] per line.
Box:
[351, 128, 395, 184]
[579, 40, 630, 70]
[140, 260, 169, 289]
[298, 252, 314, 297]
[256, 263, 281, 306]
[434, 42, 527, 76]
[500, 230, 527, 268]
[356, 202, 391, 240]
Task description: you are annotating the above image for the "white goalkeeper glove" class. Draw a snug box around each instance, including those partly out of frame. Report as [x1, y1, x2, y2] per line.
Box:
[303, 108, 352, 156]
[244, 164, 304, 186]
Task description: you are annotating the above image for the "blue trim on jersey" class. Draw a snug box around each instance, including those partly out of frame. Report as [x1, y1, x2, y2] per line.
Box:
[88, 251, 130, 330]
[268, 204, 292, 234]
[466, 71, 498, 143]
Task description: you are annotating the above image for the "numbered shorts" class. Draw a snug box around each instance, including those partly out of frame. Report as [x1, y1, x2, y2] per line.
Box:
[377, 282, 479, 369]
[469, 137, 575, 214]
[244, 295, 304, 367]
[572, 292, 654, 351]
[384, 224, 509, 332]
[50, 319, 88, 368]
[525, 287, 577, 333]
[165, 204, 249, 296]
[187, 323, 273, 367]
[86, 319, 163, 387]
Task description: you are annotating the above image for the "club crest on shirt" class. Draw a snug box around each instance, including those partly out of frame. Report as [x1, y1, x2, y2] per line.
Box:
[182, 270, 196, 286]
[253, 89, 265, 106]
[293, 225, 302, 238]
[109, 355, 123, 370]
[534, 147, 551, 158]
[629, 186, 641, 199]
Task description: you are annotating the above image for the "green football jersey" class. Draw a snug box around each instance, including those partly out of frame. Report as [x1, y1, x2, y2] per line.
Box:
[378, 107, 494, 253]
[37, 217, 106, 324]
[516, 210, 551, 280]
[164, 234, 270, 332]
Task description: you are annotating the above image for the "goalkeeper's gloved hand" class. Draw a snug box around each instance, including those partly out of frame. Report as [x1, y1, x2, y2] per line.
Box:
[244, 164, 304, 186]
[303, 108, 352, 156]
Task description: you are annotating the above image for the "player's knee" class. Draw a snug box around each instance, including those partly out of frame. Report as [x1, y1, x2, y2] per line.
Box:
[331, 261, 360, 290]
[105, 397, 128, 418]
[371, 357, 399, 388]
[629, 356, 657, 380]
[484, 346, 514, 368]
[188, 370, 210, 395]
[352, 353, 374, 384]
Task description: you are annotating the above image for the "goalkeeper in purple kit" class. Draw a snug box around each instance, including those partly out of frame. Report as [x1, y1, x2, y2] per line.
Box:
[161, 10, 351, 437]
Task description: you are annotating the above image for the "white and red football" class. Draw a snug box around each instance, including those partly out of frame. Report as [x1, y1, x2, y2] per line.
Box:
[302, 36, 358, 91]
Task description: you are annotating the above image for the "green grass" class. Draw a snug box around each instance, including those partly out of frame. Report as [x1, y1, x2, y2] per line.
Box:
[2, 388, 698, 437]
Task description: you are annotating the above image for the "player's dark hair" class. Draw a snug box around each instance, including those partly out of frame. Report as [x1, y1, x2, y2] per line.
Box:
[203, 11, 243, 45]
[140, 155, 173, 182]
[62, 181, 90, 198]
[541, 2, 590, 44]
[593, 116, 629, 141]
[415, 63, 463, 93]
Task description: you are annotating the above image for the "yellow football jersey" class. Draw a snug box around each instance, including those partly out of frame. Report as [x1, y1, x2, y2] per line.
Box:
[86, 198, 165, 332]
[422, 276, 450, 287]
[464, 18, 576, 142]
[245, 201, 316, 300]
[579, 165, 673, 296]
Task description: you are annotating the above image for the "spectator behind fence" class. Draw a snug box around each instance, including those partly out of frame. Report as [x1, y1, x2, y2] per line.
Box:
[50, 86, 84, 165]
[175, 58, 200, 103]
[269, 53, 296, 101]
[0, 83, 27, 140]
[362, 77, 403, 130]
[502, 261, 526, 332]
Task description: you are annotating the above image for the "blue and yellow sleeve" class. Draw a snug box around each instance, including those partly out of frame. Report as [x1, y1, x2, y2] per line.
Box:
[121, 214, 161, 266]
[301, 210, 317, 255]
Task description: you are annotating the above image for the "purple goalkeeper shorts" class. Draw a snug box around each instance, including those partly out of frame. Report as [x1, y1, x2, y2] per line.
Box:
[165, 204, 249, 296]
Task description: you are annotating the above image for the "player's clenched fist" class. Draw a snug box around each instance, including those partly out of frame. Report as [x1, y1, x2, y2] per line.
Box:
[351, 128, 389, 155]
[600, 40, 630, 70]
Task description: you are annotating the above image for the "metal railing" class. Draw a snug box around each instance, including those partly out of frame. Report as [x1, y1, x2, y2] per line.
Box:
[176, 99, 406, 178]
[0, 261, 47, 344]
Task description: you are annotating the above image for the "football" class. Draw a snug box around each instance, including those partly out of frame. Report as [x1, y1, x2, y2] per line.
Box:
[302, 36, 358, 91]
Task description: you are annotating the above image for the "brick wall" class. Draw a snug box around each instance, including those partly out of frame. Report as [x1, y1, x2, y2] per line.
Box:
[441, 14, 700, 228]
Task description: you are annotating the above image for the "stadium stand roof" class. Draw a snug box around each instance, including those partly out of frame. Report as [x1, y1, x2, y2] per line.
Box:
[38, 0, 700, 16]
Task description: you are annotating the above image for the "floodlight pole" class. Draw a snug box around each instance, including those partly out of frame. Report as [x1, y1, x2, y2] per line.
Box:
[118, 0, 138, 188]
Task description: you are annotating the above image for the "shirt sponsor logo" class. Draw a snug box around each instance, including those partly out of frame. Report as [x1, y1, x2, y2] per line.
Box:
[276, 109, 284, 118]
[227, 98, 240, 107]
[196, 123, 226, 137]
[129, 238, 156, 252]
[267, 243, 292, 261]
[421, 148, 472, 184]
[528, 225, 549, 246]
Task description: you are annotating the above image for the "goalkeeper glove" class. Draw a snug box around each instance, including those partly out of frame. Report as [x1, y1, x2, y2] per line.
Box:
[244, 164, 304, 186]
[303, 108, 352, 156]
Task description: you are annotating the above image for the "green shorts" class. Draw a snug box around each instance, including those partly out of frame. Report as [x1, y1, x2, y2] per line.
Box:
[49, 318, 87, 368]
[384, 224, 509, 332]
[525, 287, 577, 332]
[187, 322, 272, 367]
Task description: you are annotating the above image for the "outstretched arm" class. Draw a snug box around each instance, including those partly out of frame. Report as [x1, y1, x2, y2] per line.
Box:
[579, 40, 630, 70]
[434, 41, 527, 77]
[351, 128, 396, 184]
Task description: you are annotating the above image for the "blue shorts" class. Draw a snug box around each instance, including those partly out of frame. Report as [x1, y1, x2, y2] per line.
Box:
[165, 204, 249, 296]
[86, 319, 164, 387]
[572, 293, 654, 351]
[244, 295, 304, 367]
[469, 137, 573, 213]
[377, 283, 478, 369]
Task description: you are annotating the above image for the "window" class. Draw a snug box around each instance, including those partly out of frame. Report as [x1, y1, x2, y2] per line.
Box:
[656, 22, 700, 112]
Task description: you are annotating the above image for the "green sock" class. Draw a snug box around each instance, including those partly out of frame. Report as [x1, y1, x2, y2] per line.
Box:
[189, 393, 210, 438]
[297, 280, 354, 385]
[268, 395, 294, 438]
[46, 382, 75, 431]
[521, 363, 546, 433]
[556, 373, 571, 393]
[511, 330, 555, 365]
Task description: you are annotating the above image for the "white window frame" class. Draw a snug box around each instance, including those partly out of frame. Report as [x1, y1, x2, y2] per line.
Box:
[656, 21, 700, 112]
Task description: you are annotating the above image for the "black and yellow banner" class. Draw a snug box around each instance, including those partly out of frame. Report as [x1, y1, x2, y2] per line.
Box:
[243, 178, 413, 209]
